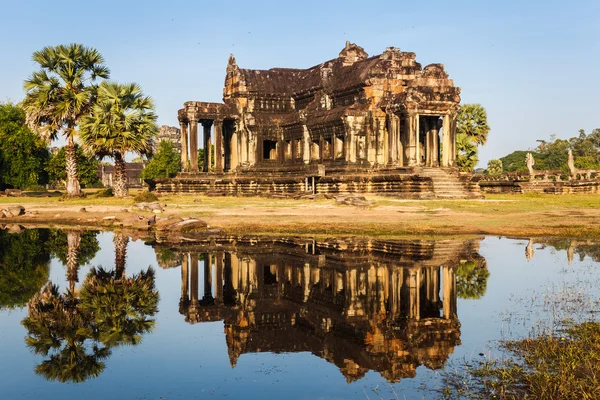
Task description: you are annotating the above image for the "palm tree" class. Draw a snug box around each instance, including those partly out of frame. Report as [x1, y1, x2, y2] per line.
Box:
[80, 82, 157, 197]
[456, 133, 479, 172]
[457, 103, 490, 146]
[22, 283, 109, 383]
[22, 44, 110, 197]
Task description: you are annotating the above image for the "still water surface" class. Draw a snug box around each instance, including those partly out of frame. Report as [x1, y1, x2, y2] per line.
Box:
[0, 229, 598, 399]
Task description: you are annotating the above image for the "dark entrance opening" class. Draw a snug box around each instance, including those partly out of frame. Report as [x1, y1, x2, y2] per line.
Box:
[263, 140, 277, 160]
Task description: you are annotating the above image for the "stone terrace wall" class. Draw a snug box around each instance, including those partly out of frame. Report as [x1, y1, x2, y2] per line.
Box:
[478, 177, 600, 194]
[154, 172, 437, 198]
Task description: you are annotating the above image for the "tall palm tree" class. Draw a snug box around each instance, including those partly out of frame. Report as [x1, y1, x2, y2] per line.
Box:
[456, 133, 479, 172]
[22, 44, 110, 197]
[457, 103, 490, 146]
[80, 82, 157, 197]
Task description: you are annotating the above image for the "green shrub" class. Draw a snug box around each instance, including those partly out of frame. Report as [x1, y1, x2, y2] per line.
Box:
[133, 190, 158, 202]
[93, 188, 113, 198]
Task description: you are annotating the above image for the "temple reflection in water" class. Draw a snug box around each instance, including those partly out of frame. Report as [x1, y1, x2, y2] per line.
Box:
[161, 237, 482, 383]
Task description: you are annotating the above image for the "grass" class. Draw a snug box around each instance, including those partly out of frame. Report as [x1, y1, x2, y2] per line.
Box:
[443, 322, 600, 400]
[2, 191, 600, 238]
[442, 260, 600, 400]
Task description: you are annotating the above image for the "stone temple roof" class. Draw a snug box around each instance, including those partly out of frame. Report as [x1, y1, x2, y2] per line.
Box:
[228, 42, 437, 97]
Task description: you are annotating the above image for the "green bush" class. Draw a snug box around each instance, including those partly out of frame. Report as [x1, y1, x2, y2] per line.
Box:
[93, 188, 113, 198]
[133, 190, 158, 202]
[142, 141, 180, 180]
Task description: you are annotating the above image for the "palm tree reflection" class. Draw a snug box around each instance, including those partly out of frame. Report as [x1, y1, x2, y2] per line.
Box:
[22, 233, 159, 383]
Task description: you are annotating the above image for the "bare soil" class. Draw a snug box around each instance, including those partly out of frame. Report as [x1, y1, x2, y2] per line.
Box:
[2, 193, 600, 238]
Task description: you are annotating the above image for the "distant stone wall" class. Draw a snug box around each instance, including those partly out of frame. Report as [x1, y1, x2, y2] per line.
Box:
[157, 125, 181, 154]
[478, 176, 600, 194]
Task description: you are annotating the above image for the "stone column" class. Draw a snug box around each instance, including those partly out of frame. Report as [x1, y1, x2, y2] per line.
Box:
[214, 119, 224, 173]
[378, 118, 387, 165]
[189, 118, 199, 172]
[450, 113, 457, 166]
[442, 115, 450, 167]
[179, 121, 189, 172]
[302, 125, 310, 165]
[423, 118, 431, 167]
[240, 128, 248, 166]
[387, 114, 395, 166]
[202, 121, 212, 172]
[432, 119, 440, 167]
[406, 113, 418, 166]
[330, 136, 335, 160]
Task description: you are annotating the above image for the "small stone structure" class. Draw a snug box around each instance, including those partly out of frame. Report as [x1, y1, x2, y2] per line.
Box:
[154, 42, 482, 199]
[98, 163, 146, 188]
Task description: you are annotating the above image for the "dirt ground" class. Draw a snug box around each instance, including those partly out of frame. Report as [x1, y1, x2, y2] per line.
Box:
[2, 192, 600, 238]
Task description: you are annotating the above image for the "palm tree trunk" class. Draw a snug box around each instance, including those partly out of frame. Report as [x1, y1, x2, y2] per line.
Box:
[114, 233, 128, 280]
[65, 137, 82, 197]
[66, 231, 81, 294]
[113, 152, 128, 197]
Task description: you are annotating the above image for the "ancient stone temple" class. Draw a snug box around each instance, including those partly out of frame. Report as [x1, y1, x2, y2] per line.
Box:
[156, 42, 481, 198]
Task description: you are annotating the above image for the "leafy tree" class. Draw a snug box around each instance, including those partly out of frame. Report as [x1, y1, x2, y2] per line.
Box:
[80, 82, 157, 197]
[457, 104, 490, 146]
[486, 159, 503, 175]
[499, 150, 535, 173]
[0, 229, 50, 309]
[498, 129, 600, 174]
[456, 260, 489, 300]
[142, 140, 181, 180]
[456, 133, 478, 172]
[22, 44, 110, 197]
[536, 136, 570, 172]
[46, 145, 100, 188]
[0, 103, 50, 190]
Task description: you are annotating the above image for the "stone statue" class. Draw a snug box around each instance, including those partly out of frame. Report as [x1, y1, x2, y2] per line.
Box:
[525, 152, 535, 175]
[568, 149, 594, 180]
[567, 149, 576, 178]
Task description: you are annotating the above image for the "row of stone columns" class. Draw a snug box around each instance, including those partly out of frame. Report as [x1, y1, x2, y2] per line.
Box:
[179, 119, 225, 173]
[403, 112, 456, 167]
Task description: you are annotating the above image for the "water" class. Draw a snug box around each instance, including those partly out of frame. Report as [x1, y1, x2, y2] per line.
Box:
[0, 229, 599, 399]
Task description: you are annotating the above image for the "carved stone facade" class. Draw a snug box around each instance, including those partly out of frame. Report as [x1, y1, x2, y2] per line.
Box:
[157, 43, 480, 198]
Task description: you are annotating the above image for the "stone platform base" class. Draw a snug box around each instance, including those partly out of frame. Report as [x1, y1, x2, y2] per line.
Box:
[153, 168, 483, 199]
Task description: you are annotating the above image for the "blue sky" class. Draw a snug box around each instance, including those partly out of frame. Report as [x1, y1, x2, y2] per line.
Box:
[1, 0, 598, 165]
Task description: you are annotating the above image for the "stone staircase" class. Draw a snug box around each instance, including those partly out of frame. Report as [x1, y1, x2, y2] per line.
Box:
[419, 167, 484, 199]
